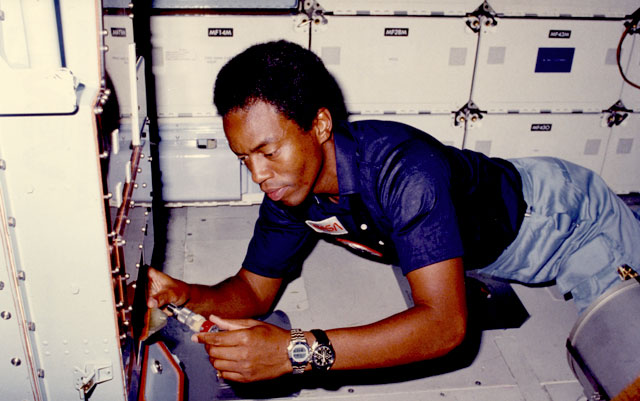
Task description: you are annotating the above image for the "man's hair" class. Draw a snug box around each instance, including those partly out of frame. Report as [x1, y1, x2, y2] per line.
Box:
[213, 40, 348, 131]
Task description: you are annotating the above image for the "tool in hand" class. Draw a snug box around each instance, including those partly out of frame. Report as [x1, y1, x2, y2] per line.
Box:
[143, 303, 219, 341]
[165, 303, 219, 333]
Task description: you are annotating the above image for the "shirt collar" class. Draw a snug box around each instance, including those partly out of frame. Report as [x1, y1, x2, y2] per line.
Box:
[333, 122, 359, 196]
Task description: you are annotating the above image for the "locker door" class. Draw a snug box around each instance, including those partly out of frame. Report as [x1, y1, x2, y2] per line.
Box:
[601, 113, 640, 194]
[311, 15, 476, 115]
[464, 113, 610, 174]
[488, 0, 639, 18]
[316, 0, 481, 16]
[472, 18, 627, 113]
[151, 14, 309, 118]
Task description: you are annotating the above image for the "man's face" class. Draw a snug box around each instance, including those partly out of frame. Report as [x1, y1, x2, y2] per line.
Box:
[223, 101, 326, 207]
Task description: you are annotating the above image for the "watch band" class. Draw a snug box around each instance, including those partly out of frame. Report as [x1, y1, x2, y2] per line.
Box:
[310, 329, 335, 371]
[291, 328, 306, 341]
[311, 329, 330, 345]
[288, 328, 311, 374]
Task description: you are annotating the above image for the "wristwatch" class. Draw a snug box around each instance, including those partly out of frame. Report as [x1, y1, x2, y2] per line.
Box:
[287, 328, 311, 374]
[310, 329, 335, 371]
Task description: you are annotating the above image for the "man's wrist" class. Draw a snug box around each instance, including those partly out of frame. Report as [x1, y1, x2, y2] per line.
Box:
[287, 328, 312, 374]
[178, 282, 193, 307]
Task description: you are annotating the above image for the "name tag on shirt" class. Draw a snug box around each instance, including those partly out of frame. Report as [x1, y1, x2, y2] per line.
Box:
[305, 216, 348, 235]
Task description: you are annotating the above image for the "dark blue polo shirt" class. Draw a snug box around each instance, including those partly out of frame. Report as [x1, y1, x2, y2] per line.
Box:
[242, 120, 526, 278]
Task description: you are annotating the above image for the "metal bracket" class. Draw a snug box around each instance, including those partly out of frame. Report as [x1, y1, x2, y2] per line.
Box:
[454, 101, 485, 127]
[73, 362, 114, 399]
[465, 1, 498, 33]
[624, 7, 640, 34]
[603, 100, 631, 127]
[302, 0, 327, 26]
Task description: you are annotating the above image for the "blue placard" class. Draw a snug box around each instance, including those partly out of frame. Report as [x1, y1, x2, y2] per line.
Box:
[535, 47, 575, 73]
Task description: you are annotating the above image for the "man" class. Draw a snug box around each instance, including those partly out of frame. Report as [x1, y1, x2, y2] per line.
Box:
[148, 40, 640, 384]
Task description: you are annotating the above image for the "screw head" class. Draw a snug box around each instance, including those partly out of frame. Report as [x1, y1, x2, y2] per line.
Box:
[152, 360, 163, 374]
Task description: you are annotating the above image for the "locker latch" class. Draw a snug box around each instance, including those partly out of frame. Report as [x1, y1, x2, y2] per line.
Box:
[624, 7, 640, 35]
[454, 101, 485, 126]
[73, 362, 114, 399]
[603, 100, 631, 127]
[465, 1, 497, 33]
[302, 0, 327, 26]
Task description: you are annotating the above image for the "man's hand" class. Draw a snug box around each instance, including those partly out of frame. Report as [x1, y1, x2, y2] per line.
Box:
[192, 315, 292, 383]
[147, 267, 191, 309]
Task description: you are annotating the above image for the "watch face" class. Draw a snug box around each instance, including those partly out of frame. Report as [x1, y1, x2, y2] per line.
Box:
[312, 345, 335, 368]
[291, 343, 311, 363]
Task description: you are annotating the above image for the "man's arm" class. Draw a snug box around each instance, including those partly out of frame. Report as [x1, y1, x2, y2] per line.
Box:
[147, 267, 283, 318]
[194, 257, 467, 382]
[327, 257, 467, 369]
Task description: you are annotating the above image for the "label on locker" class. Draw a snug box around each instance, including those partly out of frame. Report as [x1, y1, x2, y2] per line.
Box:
[111, 27, 127, 37]
[548, 30, 571, 39]
[384, 28, 409, 37]
[531, 123, 552, 131]
[208, 28, 234, 37]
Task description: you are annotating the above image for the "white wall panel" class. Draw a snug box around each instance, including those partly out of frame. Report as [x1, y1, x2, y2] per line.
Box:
[0, 0, 61, 69]
[472, 18, 626, 113]
[464, 113, 610, 174]
[151, 14, 308, 118]
[489, 0, 639, 18]
[312, 16, 476, 114]
[349, 114, 464, 148]
[316, 0, 482, 16]
[601, 113, 640, 194]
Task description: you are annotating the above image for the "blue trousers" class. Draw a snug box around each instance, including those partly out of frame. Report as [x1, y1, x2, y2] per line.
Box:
[477, 157, 640, 313]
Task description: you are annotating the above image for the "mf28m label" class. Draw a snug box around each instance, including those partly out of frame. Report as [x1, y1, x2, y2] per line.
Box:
[384, 28, 409, 37]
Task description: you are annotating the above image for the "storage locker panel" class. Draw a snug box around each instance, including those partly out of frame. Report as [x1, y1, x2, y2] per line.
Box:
[316, 0, 482, 16]
[152, 0, 298, 8]
[349, 114, 464, 148]
[158, 118, 242, 202]
[311, 16, 476, 114]
[620, 33, 640, 111]
[151, 14, 308, 118]
[104, 15, 135, 118]
[601, 113, 640, 194]
[472, 18, 626, 113]
[464, 113, 609, 174]
[489, 0, 639, 18]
